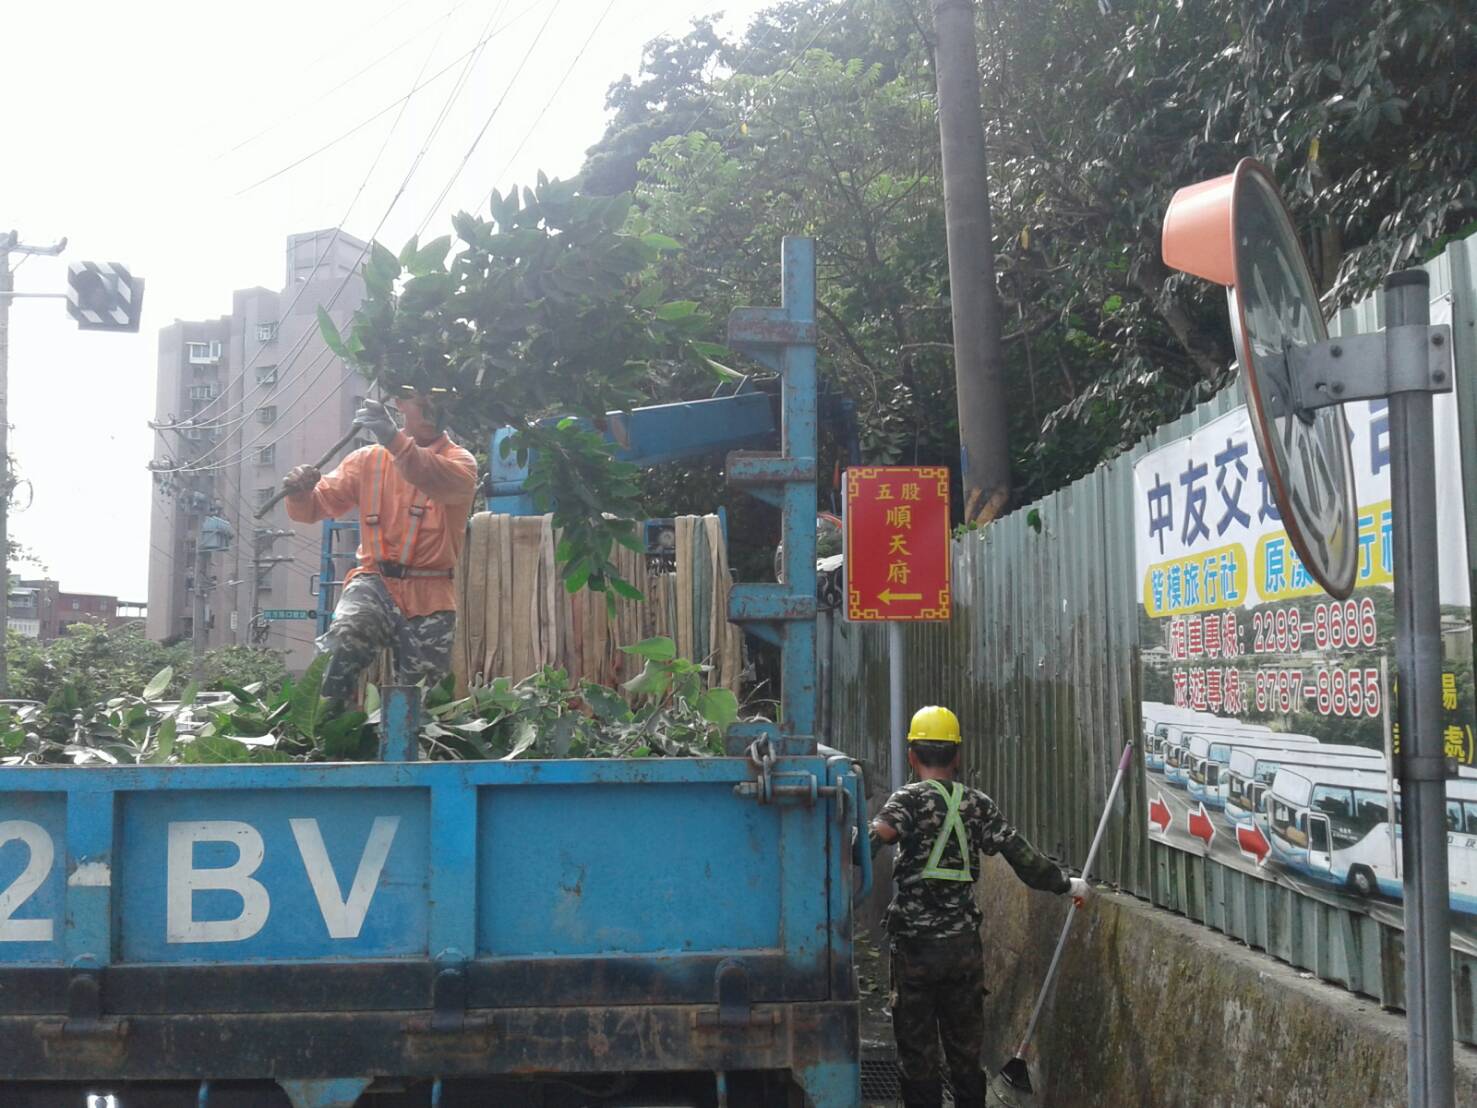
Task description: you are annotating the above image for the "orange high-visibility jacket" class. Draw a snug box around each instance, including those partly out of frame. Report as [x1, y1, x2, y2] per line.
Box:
[286, 430, 478, 618]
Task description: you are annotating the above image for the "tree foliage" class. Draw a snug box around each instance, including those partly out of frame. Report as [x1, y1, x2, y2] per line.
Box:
[582, 0, 1476, 508]
[5, 623, 286, 724]
[1, 638, 738, 765]
[319, 177, 735, 598]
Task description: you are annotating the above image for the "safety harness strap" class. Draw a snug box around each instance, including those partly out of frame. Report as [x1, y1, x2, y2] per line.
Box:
[363, 450, 389, 565]
[921, 779, 973, 882]
[398, 494, 429, 565]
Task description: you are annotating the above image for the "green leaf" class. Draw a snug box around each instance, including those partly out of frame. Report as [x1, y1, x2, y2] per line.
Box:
[621, 660, 672, 699]
[142, 667, 173, 701]
[621, 636, 676, 661]
[177, 681, 198, 709]
[641, 232, 683, 252]
[654, 300, 699, 321]
[320, 711, 369, 759]
[609, 578, 645, 602]
[412, 235, 453, 276]
[287, 654, 330, 740]
[581, 683, 630, 722]
[182, 734, 253, 763]
[369, 240, 401, 282]
[148, 716, 178, 763]
[696, 688, 739, 730]
[503, 718, 539, 760]
[316, 306, 349, 358]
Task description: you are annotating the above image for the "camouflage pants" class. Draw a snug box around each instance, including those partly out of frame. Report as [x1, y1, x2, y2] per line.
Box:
[316, 574, 455, 702]
[890, 931, 988, 1108]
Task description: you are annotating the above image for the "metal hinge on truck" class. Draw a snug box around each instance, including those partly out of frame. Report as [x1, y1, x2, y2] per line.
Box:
[37, 957, 128, 1062]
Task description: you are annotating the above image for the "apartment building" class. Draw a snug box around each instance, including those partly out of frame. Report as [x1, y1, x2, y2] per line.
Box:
[146, 229, 368, 669]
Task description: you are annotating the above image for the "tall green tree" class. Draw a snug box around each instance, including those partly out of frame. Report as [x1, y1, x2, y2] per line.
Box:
[584, 0, 1476, 508]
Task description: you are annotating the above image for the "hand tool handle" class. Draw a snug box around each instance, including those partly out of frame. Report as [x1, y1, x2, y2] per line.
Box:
[1012, 741, 1135, 1058]
[253, 425, 361, 519]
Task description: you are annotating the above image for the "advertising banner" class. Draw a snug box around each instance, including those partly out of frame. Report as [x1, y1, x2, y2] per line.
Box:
[1133, 297, 1477, 948]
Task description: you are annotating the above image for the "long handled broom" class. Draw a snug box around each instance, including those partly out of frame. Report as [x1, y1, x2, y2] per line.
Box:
[988, 740, 1135, 1107]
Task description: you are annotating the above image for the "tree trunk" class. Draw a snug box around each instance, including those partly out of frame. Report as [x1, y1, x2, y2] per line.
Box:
[931, 0, 1012, 524]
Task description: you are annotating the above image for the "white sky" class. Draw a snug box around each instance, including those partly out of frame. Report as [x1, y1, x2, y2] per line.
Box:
[2, 0, 769, 600]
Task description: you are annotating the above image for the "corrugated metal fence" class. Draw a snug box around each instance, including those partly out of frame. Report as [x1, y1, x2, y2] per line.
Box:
[828, 233, 1477, 1043]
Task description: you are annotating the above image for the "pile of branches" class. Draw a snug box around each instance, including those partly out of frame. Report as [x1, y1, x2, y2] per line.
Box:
[0, 637, 741, 766]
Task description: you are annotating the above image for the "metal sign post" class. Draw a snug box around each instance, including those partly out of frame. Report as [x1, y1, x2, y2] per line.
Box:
[1163, 159, 1458, 1107]
[843, 466, 952, 791]
[1383, 271, 1452, 1106]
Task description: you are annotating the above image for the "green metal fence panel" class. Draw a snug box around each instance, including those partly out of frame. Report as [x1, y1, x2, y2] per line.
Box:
[826, 234, 1477, 1044]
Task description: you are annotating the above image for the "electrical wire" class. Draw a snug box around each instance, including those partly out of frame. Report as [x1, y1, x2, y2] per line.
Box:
[413, 0, 573, 235]
[174, 0, 529, 477]
[162, 0, 486, 446]
[213, 0, 475, 163]
[235, 0, 543, 198]
[162, 0, 522, 481]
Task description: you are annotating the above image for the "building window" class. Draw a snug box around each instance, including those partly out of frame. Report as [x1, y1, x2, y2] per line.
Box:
[259, 406, 277, 425]
[230, 611, 239, 631]
[72, 600, 80, 610]
[258, 445, 276, 465]
[188, 385, 216, 401]
[186, 340, 222, 364]
[257, 322, 279, 342]
[257, 486, 276, 507]
[182, 426, 218, 442]
[256, 365, 278, 386]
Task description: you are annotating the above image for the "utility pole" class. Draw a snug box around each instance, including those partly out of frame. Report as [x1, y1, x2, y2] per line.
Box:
[193, 527, 210, 680]
[930, 0, 1011, 524]
[251, 528, 295, 646]
[0, 231, 67, 696]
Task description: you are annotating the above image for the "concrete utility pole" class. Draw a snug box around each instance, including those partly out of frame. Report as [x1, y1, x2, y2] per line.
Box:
[193, 529, 210, 680]
[930, 0, 1012, 524]
[0, 231, 67, 696]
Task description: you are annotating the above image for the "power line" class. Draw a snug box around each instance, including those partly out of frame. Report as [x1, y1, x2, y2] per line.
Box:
[183, 0, 520, 475]
[173, 3, 489, 436]
[235, 0, 543, 198]
[214, 0, 474, 163]
[162, 3, 493, 453]
[414, 0, 572, 235]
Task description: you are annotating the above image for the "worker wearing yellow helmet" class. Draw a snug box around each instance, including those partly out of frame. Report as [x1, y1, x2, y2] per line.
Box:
[870, 705, 1090, 1108]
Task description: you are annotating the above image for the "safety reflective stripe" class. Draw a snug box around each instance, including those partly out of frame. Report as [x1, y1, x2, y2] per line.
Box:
[363, 451, 389, 566]
[398, 494, 429, 565]
[921, 780, 973, 882]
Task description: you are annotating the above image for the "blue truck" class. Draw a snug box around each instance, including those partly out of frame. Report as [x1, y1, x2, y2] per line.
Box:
[0, 238, 872, 1107]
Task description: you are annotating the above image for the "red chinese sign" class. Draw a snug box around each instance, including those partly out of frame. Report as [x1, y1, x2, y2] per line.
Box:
[844, 466, 951, 621]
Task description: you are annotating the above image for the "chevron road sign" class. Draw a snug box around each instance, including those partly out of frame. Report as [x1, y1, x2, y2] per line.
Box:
[66, 260, 144, 331]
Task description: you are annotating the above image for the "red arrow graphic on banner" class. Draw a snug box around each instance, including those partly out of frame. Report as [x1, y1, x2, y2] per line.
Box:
[1148, 794, 1172, 834]
[1188, 802, 1217, 848]
[1236, 822, 1270, 866]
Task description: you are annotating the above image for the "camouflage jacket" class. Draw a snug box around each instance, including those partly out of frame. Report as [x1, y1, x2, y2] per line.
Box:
[871, 779, 1070, 939]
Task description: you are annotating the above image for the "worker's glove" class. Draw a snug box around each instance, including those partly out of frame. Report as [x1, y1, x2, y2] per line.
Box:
[353, 399, 398, 446]
[282, 465, 320, 494]
[1068, 876, 1092, 908]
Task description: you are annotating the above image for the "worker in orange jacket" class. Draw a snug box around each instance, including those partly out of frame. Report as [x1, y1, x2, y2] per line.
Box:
[282, 391, 477, 704]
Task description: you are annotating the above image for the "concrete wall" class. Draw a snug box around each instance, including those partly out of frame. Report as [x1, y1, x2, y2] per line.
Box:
[963, 854, 1477, 1106]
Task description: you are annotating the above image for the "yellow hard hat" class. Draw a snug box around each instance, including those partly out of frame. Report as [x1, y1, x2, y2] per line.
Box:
[908, 705, 961, 743]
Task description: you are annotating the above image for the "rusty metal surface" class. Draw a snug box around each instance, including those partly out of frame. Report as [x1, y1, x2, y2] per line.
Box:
[0, 1001, 858, 1083]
